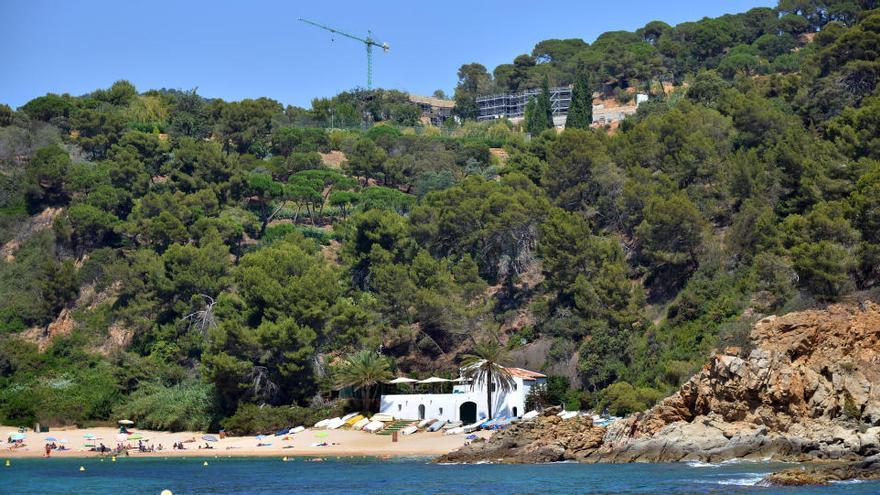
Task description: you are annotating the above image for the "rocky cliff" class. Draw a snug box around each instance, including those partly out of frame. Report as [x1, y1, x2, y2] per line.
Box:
[438, 301, 880, 464]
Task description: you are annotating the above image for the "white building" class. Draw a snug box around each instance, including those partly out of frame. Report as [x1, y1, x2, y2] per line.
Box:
[379, 367, 546, 424]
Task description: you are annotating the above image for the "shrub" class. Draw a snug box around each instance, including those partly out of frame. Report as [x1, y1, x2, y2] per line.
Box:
[220, 403, 343, 436]
[113, 381, 217, 432]
[598, 382, 663, 416]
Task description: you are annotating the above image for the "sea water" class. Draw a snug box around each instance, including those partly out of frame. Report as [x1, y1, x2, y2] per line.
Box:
[1, 456, 877, 494]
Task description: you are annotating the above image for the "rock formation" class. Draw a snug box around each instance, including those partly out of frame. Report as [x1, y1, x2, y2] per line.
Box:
[438, 301, 880, 464]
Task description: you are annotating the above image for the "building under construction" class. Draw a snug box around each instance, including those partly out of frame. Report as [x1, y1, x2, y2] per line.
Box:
[476, 86, 572, 126]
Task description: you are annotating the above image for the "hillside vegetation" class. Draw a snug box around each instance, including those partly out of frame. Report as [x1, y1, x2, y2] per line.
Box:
[1, 1, 879, 430]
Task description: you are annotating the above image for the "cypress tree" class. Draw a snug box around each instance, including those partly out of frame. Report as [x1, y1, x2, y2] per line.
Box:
[537, 76, 554, 129]
[566, 71, 593, 129]
[524, 96, 540, 135]
[526, 76, 554, 135]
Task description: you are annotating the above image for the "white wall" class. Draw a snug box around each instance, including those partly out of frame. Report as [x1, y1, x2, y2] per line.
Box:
[379, 376, 544, 423]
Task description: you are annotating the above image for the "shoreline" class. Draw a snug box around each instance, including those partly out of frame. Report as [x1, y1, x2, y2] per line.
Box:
[1, 425, 491, 460]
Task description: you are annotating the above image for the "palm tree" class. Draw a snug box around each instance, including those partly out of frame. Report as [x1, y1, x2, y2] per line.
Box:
[461, 340, 515, 420]
[335, 350, 393, 413]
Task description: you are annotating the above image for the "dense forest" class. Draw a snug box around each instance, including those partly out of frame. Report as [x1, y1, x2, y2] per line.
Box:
[1, 0, 879, 432]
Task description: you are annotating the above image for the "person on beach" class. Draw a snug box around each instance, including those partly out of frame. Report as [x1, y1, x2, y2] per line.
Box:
[44, 443, 51, 457]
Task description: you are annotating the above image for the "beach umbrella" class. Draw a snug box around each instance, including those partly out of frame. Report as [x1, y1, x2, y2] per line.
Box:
[45, 437, 58, 442]
[314, 431, 328, 438]
[117, 419, 134, 425]
[202, 435, 219, 442]
[386, 376, 418, 384]
[59, 438, 68, 444]
[416, 377, 451, 384]
[10, 433, 25, 441]
[128, 434, 144, 440]
[83, 433, 96, 439]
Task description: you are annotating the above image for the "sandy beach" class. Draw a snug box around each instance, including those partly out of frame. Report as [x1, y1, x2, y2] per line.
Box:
[0, 425, 492, 459]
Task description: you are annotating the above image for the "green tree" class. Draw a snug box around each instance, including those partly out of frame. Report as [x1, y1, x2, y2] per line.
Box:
[334, 350, 393, 412]
[460, 340, 515, 420]
[565, 71, 593, 129]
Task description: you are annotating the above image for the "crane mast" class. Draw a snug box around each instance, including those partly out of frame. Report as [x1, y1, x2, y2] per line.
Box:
[298, 18, 389, 90]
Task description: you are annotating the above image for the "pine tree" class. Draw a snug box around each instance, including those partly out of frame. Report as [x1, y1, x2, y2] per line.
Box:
[566, 71, 593, 129]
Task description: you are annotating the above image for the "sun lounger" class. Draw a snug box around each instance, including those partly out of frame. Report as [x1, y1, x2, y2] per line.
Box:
[352, 418, 370, 430]
[417, 418, 436, 429]
[363, 420, 385, 433]
[400, 425, 418, 436]
[427, 421, 446, 432]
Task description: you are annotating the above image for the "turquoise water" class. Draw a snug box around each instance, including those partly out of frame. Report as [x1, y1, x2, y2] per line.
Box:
[1, 457, 878, 494]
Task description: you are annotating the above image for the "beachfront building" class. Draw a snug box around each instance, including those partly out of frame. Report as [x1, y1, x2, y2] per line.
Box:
[379, 367, 546, 424]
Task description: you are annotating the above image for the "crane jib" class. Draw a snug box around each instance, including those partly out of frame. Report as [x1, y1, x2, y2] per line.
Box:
[298, 17, 389, 89]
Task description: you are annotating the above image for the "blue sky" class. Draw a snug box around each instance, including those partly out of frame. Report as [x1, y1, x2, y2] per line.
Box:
[1, 0, 775, 109]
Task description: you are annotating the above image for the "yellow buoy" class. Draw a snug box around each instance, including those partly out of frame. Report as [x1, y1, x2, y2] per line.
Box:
[79, 466, 86, 472]
[282, 456, 288, 462]
[161, 490, 173, 495]
[203, 461, 208, 466]
[111, 456, 116, 462]
[5, 459, 10, 467]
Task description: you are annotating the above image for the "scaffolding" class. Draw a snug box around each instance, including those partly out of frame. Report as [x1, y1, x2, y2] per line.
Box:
[476, 86, 572, 121]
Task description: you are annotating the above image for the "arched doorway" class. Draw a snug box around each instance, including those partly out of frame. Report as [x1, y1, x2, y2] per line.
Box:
[459, 401, 477, 424]
[418, 404, 426, 420]
[512, 406, 518, 418]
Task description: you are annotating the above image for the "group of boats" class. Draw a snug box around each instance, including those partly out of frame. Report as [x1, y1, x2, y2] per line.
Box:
[305, 410, 621, 436]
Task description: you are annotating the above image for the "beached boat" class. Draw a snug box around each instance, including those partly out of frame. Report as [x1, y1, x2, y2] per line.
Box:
[290, 426, 305, 434]
[462, 421, 482, 433]
[444, 426, 465, 435]
[313, 418, 332, 428]
[345, 414, 365, 426]
[400, 425, 418, 436]
[364, 420, 386, 433]
[427, 421, 446, 432]
[521, 410, 540, 421]
[327, 419, 346, 430]
[340, 412, 359, 422]
[417, 418, 436, 429]
[370, 413, 394, 422]
[441, 421, 463, 430]
[352, 418, 370, 430]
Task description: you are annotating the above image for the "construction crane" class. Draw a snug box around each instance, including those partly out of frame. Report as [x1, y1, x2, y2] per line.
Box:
[298, 18, 389, 90]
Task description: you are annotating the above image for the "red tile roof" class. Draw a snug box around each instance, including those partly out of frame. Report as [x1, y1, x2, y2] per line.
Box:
[504, 367, 546, 380]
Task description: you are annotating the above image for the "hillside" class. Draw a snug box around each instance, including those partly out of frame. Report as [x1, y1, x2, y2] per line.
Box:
[1, 2, 880, 432]
[438, 300, 880, 463]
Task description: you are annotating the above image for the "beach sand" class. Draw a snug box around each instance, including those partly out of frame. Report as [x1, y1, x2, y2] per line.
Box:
[0, 425, 492, 459]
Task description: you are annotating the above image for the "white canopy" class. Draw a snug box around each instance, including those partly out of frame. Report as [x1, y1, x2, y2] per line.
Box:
[417, 377, 451, 384]
[387, 377, 418, 384]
